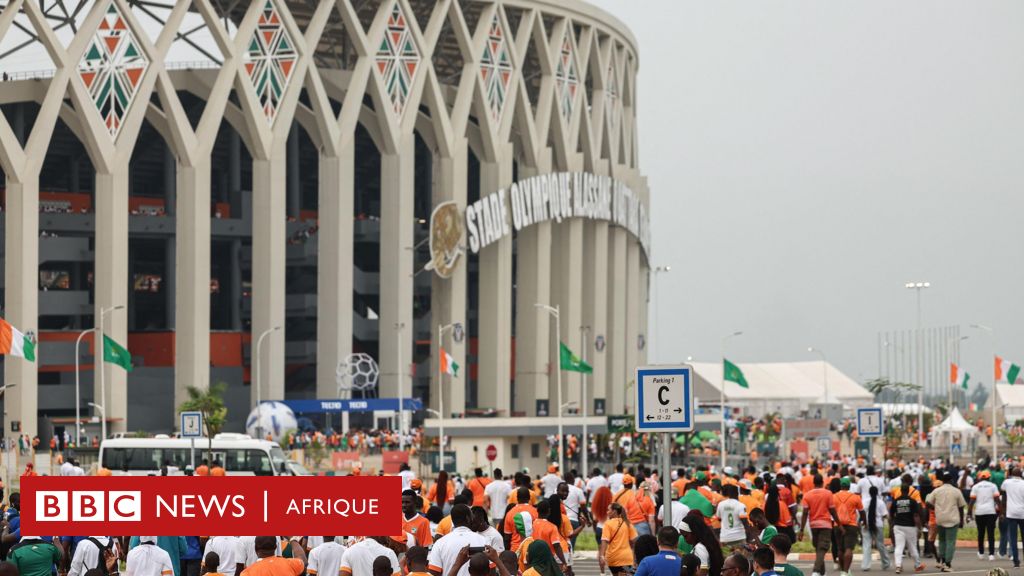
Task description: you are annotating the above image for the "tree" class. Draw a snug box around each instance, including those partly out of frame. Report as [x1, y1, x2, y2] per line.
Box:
[178, 382, 228, 463]
[865, 378, 921, 398]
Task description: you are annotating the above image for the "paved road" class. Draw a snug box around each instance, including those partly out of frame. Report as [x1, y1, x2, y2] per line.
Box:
[570, 552, 1013, 576]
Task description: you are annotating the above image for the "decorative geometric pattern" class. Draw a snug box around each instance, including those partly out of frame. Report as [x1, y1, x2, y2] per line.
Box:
[375, 1, 421, 118]
[244, 0, 298, 125]
[554, 27, 579, 124]
[480, 13, 513, 123]
[78, 3, 149, 138]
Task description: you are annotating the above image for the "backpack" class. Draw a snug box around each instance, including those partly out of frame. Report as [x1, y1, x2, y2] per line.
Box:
[88, 537, 118, 576]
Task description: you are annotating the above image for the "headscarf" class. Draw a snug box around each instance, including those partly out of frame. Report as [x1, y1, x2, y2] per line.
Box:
[526, 539, 561, 576]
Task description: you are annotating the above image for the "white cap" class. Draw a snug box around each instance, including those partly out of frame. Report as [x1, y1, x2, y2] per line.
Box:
[723, 466, 735, 476]
[139, 536, 159, 544]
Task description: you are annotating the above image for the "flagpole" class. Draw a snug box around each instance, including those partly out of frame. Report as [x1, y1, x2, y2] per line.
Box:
[97, 305, 124, 443]
[437, 324, 445, 473]
[556, 305, 563, 474]
[721, 331, 742, 472]
[971, 324, 996, 460]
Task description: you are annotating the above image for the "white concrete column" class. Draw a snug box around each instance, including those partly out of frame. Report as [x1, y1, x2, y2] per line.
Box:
[476, 145, 513, 413]
[624, 236, 642, 414]
[175, 161, 212, 406]
[3, 179, 38, 437]
[513, 159, 552, 416]
[316, 138, 355, 399]
[378, 136, 415, 399]
[606, 227, 628, 415]
[582, 220, 609, 414]
[95, 168, 130, 433]
[251, 152, 287, 405]
[431, 139, 467, 417]
[551, 213, 584, 411]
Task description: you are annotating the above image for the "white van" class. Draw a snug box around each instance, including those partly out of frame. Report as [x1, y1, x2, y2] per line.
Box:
[99, 433, 290, 476]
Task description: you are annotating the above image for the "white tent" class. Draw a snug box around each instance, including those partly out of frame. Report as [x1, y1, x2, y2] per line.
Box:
[933, 407, 977, 434]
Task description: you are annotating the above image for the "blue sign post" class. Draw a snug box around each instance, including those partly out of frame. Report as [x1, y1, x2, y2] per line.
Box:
[856, 407, 884, 437]
[635, 365, 694, 532]
[180, 411, 203, 470]
[857, 407, 883, 462]
[635, 366, 694, 432]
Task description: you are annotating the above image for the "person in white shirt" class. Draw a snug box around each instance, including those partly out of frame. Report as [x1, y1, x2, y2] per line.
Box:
[658, 491, 690, 531]
[60, 460, 75, 476]
[715, 484, 748, 549]
[1001, 467, 1024, 568]
[427, 505, 487, 576]
[608, 465, 625, 495]
[558, 479, 588, 555]
[969, 470, 1000, 559]
[237, 536, 281, 568]
[472, 507, 505, 552]
[586, 469, 609, 502]
[860, 486, 891, 571]
[540, 465, 562, 497]
[306, 536, 346, 576]
[398, 463, 416, 491]
[202, 536, 241, 576]
[855, 465, 889, 497]
[339, 537, 399, 576]
[483, 469, 513, 526]
[304, 537, 324, 550]
[68, 536, 113, 576]
[127, 536, 174, 576]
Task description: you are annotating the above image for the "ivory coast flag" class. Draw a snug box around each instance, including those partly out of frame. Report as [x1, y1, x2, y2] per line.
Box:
[440, 347, 459, 377]
[512, 510, 534, 539]
[950, 363, 970, 390]
[995, 355, 1021, 384]
[0, 318, 35, 362]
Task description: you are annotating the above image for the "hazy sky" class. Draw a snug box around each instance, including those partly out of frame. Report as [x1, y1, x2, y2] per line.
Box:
[588, 0, 1024, 389]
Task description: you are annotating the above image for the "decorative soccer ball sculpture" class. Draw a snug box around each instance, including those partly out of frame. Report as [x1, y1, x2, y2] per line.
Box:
[246, 401, 298, 441]
[336, 353, 380, 394]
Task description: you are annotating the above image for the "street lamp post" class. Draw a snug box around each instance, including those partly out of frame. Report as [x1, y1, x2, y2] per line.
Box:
[720, 331, 743, 472]
[807, 347, 829, 404]
[437, 322, 463, 472]
[971, 324, 997, 458]
[396, 322, 407, 451]
[580, 325, 591, 477]
[651, 266, 671, 363]
[536, 304, 563, 473]
[254, 325, 282, 439]
[97, 305, 125, 443]
[905, 282, 930, 446]
[75, 328, 98, 446]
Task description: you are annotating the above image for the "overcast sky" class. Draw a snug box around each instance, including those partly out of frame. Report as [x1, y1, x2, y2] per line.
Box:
[588, 0, 1024, 391]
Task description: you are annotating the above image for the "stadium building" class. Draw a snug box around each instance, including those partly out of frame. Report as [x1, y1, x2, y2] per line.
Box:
[0, 0, 650, 466]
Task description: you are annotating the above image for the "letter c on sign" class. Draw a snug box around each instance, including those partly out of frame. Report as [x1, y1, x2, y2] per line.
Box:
[658, 386, 669, 405]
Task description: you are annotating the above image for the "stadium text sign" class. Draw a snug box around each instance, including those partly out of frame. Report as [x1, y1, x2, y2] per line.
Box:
[466, 172, 651, 256]
[21, 476, 400, 536]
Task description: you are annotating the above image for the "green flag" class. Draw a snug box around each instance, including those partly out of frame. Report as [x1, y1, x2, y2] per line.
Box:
[103, 334, 133, 372]
[961, 371, 970, 391]
[559, 342, 592, 373]
[723, 358, 748, 388]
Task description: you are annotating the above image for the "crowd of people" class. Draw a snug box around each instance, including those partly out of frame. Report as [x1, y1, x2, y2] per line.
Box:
[5, 448, 1024, 576]
[281, 429, 423, 455]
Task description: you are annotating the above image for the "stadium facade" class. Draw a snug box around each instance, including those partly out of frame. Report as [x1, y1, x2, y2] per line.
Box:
[0, 0, 650, 448]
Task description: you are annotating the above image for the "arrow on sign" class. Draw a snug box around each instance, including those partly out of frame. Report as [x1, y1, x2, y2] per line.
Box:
[674, 408, 682, 413]
[646, 415, 654, 421]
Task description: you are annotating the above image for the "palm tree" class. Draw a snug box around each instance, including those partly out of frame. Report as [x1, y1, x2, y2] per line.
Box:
[178, 382, 228, 463]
